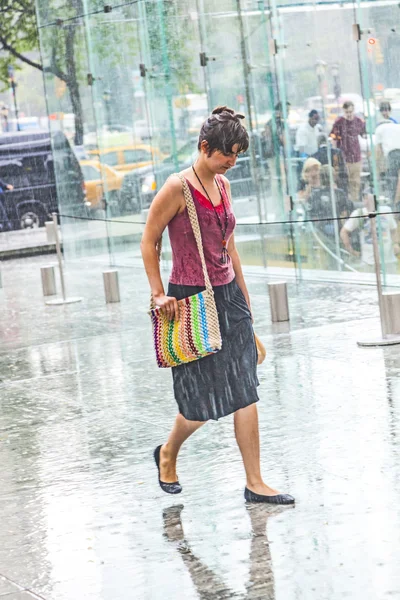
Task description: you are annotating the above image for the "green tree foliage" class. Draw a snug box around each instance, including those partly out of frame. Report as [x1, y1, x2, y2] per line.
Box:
[0, 0, 199, 144]
[0, 0, 41, 87]
[145, 0, 198, 95]
[0, 0, 87, 143]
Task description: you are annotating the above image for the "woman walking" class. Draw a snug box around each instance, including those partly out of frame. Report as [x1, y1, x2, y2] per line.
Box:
[141, 106, 294, 505]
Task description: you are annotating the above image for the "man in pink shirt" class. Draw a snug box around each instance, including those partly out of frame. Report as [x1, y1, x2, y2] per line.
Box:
[330, 101, 366, 203]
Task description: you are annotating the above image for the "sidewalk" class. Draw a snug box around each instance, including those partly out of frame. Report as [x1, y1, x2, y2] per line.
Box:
[0, 227, 56, 259]
[0, 215, 144, 260]
[0, 256, 399, 600]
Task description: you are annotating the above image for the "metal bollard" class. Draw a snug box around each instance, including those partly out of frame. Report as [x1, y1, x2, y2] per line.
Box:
[268, 281, 290, 323]
[41, 265, 57, 296]
[45, 221, 56, 243]
[103, 270, 120, 303]
[381, 292, 400, 336]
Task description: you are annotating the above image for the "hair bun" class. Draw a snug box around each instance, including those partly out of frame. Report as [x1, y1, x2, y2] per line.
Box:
[211, 105, 245, 120]
[212, 105, 234, 115]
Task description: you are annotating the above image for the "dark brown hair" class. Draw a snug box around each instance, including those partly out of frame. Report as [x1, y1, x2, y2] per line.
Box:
[380, 101, 391, 112]
[343, 101, 354, 110]
[198, 106, 249, 156]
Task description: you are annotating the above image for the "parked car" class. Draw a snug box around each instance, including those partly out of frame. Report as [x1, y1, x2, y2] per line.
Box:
[80, 159, 124, 213]
[119, 138, 270, 214]
[87, 144, 165, 174]
[0, 130, 86, 230]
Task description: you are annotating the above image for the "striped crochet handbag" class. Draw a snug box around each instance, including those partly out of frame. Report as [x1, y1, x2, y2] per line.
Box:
[149, 174, 222, 368]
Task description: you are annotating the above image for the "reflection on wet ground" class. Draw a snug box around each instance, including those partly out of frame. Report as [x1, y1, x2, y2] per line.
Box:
[0, 256, 400, 599]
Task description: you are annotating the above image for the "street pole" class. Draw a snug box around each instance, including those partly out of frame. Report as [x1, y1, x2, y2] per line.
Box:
[195, 0, 213, 113]
[11, 81, 20, 131]
[315, 60, 327, 128]
[332, 63, 341, 113]
[7, 66, 20, 132]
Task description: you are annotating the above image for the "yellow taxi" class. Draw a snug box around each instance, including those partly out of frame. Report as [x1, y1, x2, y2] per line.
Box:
[87, 144, 164, 174]
[80, 159, 124, 210]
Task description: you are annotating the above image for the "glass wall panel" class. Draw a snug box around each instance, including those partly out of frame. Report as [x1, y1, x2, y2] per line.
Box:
[272, 0, 360, 278]
[34, 0, 400, 287]
[35, 4, 109, 260]
[355, 0, 400, 286]
[82, 3, 146, 262]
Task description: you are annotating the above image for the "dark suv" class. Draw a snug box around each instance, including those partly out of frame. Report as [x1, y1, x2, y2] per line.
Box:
[0, 130, 86, 230]
[119, 138, 269, 214]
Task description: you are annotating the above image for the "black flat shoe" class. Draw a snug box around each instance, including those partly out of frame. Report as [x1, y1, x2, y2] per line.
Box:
[244, 487, 295, 505]
[154, 445, 182, 495]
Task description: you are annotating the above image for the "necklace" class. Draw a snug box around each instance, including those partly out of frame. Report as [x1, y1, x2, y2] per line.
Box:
[191, 165, 229, 264]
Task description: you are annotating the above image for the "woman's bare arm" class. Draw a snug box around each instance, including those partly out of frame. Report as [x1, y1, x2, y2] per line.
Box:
[140, 176, 184, 320]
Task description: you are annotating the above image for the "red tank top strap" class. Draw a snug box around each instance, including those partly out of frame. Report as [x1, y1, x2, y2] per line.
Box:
[216, 175, 230, 205]
[184, 176, 229, 211]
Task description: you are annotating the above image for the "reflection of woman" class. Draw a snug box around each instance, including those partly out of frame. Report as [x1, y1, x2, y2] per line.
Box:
[297, 157, 321, 202]
[141, 106, 294, 505]
[163, 503, 283, 599]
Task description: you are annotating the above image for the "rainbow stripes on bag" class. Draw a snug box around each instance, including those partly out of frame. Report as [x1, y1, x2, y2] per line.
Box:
[150, 291, 221, 368]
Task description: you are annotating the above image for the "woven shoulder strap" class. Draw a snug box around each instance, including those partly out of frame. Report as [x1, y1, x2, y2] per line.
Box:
[173, 173, 213, 292]
[150, 173, 213, 310]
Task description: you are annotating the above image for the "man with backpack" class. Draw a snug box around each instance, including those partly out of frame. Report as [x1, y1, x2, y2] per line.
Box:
[312, 134, 348, 194]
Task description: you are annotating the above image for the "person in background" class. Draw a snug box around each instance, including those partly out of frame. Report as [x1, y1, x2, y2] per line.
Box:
[261, 101, 290, 206]
[0, 106, 8, 133]
[297, 157, 321, 202]
[295, 110, 321, 158]
[0, 177, 13, 194]
[308, 164, 353, 237]
[340, 190, 400, 272]
[0, 177, 13, 232]
[375, 120, 400, 208]
[312, 134, 348, 194]
[262, 101, 290, 152]
[330, 101, 366, 203]
[379, 101, 398, 124]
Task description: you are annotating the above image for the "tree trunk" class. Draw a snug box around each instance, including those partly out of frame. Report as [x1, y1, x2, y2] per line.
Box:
[65, 26, 84, 146]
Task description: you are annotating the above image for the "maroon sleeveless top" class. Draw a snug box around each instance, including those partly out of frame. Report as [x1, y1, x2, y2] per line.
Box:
[168, 176, 236, 286]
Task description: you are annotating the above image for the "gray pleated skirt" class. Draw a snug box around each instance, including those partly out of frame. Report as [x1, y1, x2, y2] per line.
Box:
[167, 278, 260, 421]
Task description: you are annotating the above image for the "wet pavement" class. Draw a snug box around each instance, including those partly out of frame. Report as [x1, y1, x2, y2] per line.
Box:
[1, 255, 400, 599]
